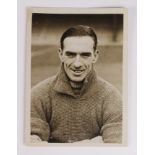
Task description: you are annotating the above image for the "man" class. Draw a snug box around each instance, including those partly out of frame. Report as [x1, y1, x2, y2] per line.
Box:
[31, 25, 122, 143]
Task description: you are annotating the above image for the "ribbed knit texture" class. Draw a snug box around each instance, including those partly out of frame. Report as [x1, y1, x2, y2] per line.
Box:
[70, 81, 83, 95]
[31, 66, 122, 143]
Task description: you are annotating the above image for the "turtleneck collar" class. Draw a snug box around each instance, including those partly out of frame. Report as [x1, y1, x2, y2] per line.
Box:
[53, 65, 97, 98]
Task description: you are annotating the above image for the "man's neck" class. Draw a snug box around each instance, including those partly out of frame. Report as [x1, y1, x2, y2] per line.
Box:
[69, 80, 83, 95]
[69, 80, 83, 89]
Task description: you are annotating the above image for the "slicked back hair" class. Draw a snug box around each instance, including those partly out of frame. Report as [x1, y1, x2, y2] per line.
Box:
[60, 25, 98, 50]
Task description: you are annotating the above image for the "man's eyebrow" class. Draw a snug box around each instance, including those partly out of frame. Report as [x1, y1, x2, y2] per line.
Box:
[80, 52, 92, 56]
[80, 52, 92, 54]
[65, 51, 92, 55]
[65, 51, 74, 53]
[65, 51, 76, 54]
[65, 51, 77, 55]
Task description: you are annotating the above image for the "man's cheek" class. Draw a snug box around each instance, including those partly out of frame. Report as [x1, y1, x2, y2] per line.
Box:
[84, 63, 91, 68]
[64, 61, 72, 68]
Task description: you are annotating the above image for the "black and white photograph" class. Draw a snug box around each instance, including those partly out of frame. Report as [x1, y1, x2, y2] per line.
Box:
[26, 7, 128, 145]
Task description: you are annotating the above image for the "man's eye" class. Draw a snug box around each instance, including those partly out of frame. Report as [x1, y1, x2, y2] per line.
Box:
[81, 53, 91, 57]
[65, 52, 76, 57]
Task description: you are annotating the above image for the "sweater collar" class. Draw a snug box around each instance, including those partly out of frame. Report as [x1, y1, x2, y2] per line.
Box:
[53, 65, 97, 97]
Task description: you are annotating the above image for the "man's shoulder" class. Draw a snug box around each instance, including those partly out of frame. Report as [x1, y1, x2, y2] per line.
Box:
[31, 75, 57, 95]
[95, 76, 121, 97]
[96, 76, 114, 89]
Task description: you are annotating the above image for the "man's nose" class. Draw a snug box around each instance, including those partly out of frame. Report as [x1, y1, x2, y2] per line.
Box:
[74, 55, 82, 68]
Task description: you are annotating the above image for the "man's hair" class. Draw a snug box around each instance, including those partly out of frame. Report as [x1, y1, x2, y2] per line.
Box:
[60, 25, 98, 50]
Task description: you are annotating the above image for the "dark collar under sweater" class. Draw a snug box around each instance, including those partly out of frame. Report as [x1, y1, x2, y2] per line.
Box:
[53, 65, 97, 97]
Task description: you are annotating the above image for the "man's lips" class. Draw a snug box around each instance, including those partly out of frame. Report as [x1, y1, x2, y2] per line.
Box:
[71, 69, 85, 75]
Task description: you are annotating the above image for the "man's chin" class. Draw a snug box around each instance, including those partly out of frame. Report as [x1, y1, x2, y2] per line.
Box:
[69, 76, 85, 82]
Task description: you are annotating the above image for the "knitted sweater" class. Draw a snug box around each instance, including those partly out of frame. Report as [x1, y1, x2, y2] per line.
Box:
[31, 67, 122, 143]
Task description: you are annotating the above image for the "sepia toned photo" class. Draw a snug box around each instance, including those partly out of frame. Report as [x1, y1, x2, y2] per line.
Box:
[25, 7, 128, 146]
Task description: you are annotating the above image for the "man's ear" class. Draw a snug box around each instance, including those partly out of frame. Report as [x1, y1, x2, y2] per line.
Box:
[58, 48, 64, 62]
[92, 50, 99, 63]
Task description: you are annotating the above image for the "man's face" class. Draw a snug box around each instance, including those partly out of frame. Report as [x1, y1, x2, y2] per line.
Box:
[59, 36, 98, 82]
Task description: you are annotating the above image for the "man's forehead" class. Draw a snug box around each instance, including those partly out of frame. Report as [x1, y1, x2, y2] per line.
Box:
[63, 36, 94, 51]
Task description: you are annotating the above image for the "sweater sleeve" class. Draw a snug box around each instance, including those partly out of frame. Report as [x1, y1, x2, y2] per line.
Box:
[101, 87, 122, 143]
[31, 82, 52, 141]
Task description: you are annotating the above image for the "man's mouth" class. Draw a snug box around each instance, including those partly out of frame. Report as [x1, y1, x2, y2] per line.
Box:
[71, 69, 85, 75]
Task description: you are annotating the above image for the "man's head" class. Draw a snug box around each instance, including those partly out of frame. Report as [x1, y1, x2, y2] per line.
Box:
[59, 25, 99, 82]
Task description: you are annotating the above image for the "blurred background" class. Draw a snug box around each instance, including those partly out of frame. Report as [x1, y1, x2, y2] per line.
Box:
[31, 13, 123, 92]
